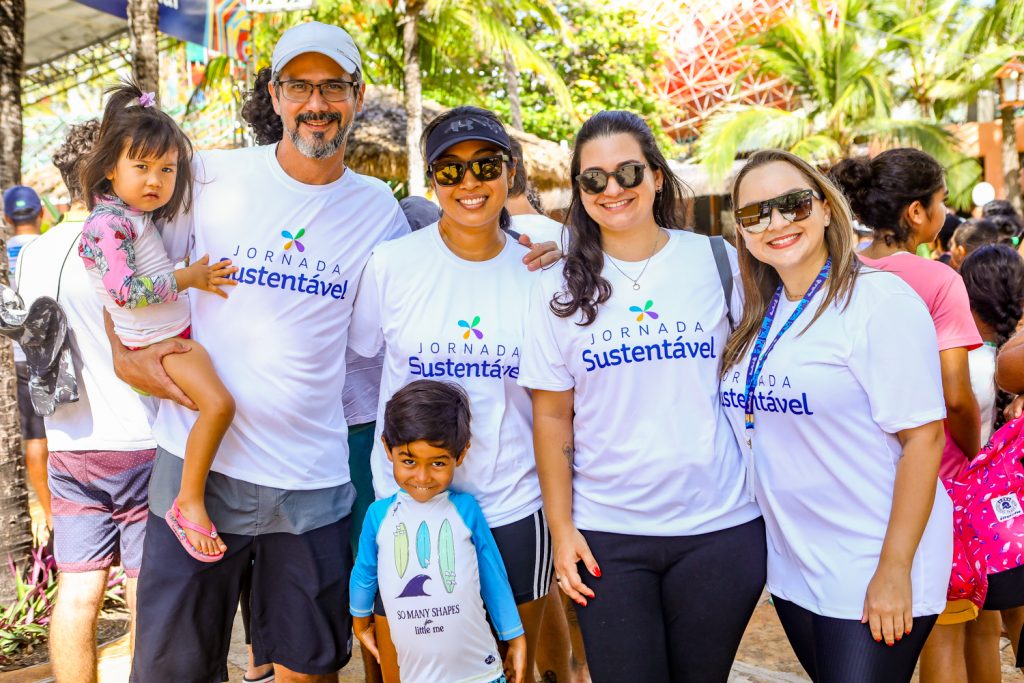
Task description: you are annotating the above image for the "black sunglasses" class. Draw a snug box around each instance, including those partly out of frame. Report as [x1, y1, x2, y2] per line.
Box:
[576, 163, 646, 194]
[430, 154, 509, 187]
[734, 189, 824, 234]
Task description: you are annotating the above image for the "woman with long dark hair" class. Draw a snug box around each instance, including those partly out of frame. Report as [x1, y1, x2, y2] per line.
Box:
[519, 110, 765, 681]
[720, 149, 950, 682]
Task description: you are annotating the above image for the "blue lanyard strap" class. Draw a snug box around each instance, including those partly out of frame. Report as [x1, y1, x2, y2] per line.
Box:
[743, 258, 831, 431]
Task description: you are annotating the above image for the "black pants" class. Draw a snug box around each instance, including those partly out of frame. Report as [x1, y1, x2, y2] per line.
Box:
[773, 596, 938, 683]
[575, 517, 767, 683]
[131, 512, 353, 682]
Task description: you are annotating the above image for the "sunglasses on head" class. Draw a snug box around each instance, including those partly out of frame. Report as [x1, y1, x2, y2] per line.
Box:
[430, 153, 509, 187]
[576, 162, 647, 195]
[734, 189, 824, 234]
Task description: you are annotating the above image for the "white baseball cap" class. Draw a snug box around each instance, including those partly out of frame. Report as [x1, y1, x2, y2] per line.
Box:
[271, 22, 362, 79]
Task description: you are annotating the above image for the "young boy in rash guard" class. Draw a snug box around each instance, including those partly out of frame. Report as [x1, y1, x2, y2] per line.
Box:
[350, 379, 526, 683]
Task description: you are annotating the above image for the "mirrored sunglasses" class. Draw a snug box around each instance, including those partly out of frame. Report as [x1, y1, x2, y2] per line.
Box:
[735, 189, 824, 234]
[430, 154, 509, 187]
[576, 163, 646, 194]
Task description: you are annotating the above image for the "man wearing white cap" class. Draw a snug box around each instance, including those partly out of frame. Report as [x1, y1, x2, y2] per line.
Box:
[118, 22, 410, 682]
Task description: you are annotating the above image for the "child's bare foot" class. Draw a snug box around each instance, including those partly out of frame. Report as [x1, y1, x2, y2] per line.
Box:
[175, 497, 228, 557]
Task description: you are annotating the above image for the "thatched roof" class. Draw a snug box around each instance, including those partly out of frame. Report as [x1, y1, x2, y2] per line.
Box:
[348, 85, 570, 191]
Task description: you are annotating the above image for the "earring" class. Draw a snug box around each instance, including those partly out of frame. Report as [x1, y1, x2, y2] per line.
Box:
[656, 186, 663, 193]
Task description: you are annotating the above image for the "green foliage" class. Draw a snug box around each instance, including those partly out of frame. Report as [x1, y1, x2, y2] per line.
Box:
[696, 0, 981, 209]
[453, 1, 676, 146]
[245, 0, 673, 147]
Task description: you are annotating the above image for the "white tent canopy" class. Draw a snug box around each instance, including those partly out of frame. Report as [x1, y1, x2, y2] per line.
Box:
[25, 0, 125, 68]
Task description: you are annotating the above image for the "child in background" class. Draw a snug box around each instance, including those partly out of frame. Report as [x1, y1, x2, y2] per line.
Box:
[350, 379, 526, 683]
[78, 81, 237, 562]
[958, 244, 1024, 677]
[949, 219, 1001, 270]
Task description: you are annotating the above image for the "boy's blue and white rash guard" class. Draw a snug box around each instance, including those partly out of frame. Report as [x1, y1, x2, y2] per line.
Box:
[351, 490, 524, 683]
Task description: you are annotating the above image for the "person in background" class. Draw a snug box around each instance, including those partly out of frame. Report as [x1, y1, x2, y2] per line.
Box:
[961, 245, 1024, 677]
[506, 138, 565, 248]
[4, 184, 51, 531]
[931, 213, 963, 266]
[398, 197, 440, 232]
[17, 118, 157, 682]
[949, 219, 1001, 270]
[833, 149, 982, 682]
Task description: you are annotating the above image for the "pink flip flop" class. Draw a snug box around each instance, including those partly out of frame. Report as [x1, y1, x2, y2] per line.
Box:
[165, 500, 225, 563]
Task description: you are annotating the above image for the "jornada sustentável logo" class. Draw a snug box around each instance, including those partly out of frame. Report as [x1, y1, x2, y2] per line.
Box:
[226, 227, 350, 301]
[281, 228, 307, 252]
[458, 315, 483, 340]
[629, 300, 659, 321]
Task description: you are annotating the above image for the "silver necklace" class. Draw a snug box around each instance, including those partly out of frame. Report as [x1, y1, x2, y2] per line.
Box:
[606, 229, 662, 291]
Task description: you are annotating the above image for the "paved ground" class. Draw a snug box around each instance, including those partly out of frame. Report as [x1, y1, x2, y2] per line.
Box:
[4, 593, 1022, 682]
[5, 496, 1023, 682]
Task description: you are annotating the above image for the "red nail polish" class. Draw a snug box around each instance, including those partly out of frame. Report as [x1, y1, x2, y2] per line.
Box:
[874, 637, 882, 643]
[594, 566, 602, 577]
[887, 642, 894, 647]
[905, 629, 912, 635]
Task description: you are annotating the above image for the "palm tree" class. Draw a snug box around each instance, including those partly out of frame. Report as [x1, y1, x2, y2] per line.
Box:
[881, 0, 1022, 207]
[695, 0, 980, 207]
[358, 0, 570, 194]
[962, 0, 1024, 210]
[127, 0, 160, 93]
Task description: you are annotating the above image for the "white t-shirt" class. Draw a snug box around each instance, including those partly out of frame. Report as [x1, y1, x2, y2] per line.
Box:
[518, 230, 759, 536]
[9, 233, 39, 363]
[153, 145, 409, 489]
[510, 213, 565, 250]
[349, 224, 542, 527]
[719, 269, 951, 619]
[351, 491, 523, 683]
[15, 215, 156, 452]
[969, 343, 998, 445]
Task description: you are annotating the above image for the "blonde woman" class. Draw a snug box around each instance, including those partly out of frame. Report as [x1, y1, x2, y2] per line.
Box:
[720, 149, 951, 682]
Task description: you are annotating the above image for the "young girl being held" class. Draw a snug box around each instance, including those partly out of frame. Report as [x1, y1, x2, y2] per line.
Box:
[78, 81, 237, 562]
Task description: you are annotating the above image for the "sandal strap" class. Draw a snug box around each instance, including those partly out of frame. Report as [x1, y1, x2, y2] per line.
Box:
[171, 500, 220, 539]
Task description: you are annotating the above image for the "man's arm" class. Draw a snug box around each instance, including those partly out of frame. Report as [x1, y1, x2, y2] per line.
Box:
[104, 309, 196, 409]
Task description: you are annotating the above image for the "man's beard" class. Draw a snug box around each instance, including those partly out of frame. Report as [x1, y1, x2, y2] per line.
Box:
[287, 112, 352, 160]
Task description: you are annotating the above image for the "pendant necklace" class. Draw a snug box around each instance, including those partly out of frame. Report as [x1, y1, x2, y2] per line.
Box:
[607, 228, 662, 291]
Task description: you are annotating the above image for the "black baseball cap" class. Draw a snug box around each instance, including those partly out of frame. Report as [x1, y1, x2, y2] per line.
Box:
[425, 112, 512, 165]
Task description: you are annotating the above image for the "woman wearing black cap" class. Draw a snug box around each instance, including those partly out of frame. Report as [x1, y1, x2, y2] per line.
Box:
[348, 106, 553, 680]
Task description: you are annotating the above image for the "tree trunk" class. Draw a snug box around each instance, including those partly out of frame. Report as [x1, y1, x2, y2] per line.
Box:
[0, 0, 25, 189]
[503, 48, 523, 130]
[1001, 103, 1022, 212]
[0, 0, 33, 604]
[0, 337, 29, 603]
[403, 2, 426, 197]
[127, 0, 160, 94]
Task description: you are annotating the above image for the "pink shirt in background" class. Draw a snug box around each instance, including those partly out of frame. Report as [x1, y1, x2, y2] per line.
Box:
[859, 252, 982, 479]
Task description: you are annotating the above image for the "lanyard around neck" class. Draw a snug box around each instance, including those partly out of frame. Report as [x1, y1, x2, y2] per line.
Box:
[743, 259, 832, 434]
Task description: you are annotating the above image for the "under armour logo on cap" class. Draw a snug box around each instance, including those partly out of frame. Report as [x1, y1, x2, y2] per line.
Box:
[426, 111, 512, 164]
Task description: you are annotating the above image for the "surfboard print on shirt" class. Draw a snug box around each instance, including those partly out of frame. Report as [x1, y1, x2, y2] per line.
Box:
[417, 520, 431, 568]
[439, 518, 456, 593]
[394, 523, 409, 578]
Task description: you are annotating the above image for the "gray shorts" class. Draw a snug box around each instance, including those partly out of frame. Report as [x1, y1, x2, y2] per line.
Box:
[147, 446, 355, 535]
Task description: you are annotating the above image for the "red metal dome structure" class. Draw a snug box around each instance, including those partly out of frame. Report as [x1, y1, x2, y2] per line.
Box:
[636, 0, 795, 140]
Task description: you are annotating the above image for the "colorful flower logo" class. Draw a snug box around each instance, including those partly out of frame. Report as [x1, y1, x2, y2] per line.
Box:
[629, 300, 659, 322]
[458, 316, 483, 340]
[282, 228, 306, 252]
